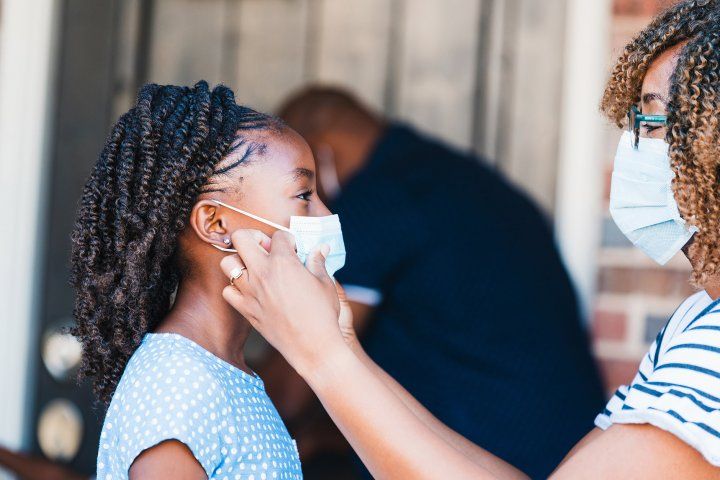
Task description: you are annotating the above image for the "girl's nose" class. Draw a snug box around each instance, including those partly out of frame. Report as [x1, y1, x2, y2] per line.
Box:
[314, 198, 332, 217]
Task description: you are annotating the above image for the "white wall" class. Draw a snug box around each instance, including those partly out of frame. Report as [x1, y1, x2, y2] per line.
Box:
[555, 0, 612, 317]
[0, 0, 59, 462]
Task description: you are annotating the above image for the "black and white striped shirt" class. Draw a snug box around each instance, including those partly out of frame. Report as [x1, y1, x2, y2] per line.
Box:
[596, 290, 720, 466]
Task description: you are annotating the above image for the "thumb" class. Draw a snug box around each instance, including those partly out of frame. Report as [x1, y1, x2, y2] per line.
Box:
[335, 281, 349, 305]
[306, 243, 331, 281]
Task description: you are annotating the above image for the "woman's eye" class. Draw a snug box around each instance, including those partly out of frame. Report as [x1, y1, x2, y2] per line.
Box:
[297, 190, 313, 201]
[641, 123, 662, 133]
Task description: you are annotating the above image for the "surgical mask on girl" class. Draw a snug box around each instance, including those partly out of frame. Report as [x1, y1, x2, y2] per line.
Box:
[210, 199, 346, 277]
[609, 131, 698, 265]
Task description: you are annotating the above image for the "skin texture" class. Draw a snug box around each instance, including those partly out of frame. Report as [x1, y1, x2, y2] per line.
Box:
[217, 35, 720, 480]
[128, 128, 331, 479]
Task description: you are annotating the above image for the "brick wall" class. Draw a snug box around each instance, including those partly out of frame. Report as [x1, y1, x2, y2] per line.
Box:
[592, 0, 692, 395]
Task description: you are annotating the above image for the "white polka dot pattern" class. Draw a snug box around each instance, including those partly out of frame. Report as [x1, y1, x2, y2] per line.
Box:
[96, 333, 302, 479]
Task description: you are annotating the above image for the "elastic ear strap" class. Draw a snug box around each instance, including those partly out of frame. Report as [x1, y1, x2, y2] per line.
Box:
[211, 244, 238, 253]
[211, 199, 291, 232]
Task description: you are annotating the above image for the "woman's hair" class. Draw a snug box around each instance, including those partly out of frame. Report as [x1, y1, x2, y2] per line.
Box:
[601, 0, 720, 286]
[71, 81, 280, 404]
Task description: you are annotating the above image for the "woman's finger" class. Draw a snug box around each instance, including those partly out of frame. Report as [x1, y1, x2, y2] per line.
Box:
[305, 243, 331, 282]
[220, 254, 248, 288]
[229, 229, 271, 271]
[269, 230, 297, 255]
[222, 286, 255, 320]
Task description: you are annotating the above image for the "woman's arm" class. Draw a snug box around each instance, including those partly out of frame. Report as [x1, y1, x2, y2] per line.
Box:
[221, 230, 521, 479]
[347, 340, 526, 478]
[302, 338, 495, 479]
[549, 424, 719, 479]
[221, 229, 719, 480]
[333, 284, 528, 479]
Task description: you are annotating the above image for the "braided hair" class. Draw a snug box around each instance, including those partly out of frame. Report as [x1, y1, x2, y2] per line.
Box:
[601, 0, 720, 286]
[71, 81, 280, 404]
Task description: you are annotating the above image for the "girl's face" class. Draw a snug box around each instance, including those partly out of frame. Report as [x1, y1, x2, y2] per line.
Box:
[213, 128, 331, 237]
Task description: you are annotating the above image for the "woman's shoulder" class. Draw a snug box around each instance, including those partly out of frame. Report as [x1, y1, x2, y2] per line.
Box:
[595, 292, 720, 467]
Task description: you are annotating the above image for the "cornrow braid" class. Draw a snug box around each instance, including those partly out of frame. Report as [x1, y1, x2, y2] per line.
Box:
[70, 81, 280, 404]
[601, 1, 720, 286]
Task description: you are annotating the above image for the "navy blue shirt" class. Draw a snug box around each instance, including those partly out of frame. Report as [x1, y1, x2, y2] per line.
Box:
[333, 124, 605, 478]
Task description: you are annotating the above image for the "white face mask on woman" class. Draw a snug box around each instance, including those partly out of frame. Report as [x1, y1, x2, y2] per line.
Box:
[609, 131, 698, 265]
[210, 199, 346, 277]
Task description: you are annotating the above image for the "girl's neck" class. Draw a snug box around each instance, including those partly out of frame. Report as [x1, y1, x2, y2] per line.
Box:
[156, 274, 253, 374]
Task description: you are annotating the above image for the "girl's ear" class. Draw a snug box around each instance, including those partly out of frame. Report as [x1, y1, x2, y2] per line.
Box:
[189, 199, 231, 249]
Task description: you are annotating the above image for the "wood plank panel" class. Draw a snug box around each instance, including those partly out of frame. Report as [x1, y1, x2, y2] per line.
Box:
[473, 0, 515, 166]
[234, 0, 309, 112]
[309, 0, 393, 111]
[147, 0, 227, 86]
[502, 0, 567, 212]
[394, 0, 481, 149]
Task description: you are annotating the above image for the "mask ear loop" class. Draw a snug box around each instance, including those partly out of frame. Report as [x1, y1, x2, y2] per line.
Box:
[210, 199, 292, 253]
[212, 244, 238, 253]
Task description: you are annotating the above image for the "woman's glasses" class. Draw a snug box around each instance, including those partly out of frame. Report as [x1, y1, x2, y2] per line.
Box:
[627, 104, 668, 149]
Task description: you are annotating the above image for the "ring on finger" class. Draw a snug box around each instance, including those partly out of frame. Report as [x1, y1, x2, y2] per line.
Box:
[229, 266, 246, 287]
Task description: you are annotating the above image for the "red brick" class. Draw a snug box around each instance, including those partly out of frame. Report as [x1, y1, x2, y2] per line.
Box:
[613, 0, 677, 16]
[597, 357, 642, 394]
[593, 310, 627, 341]
[597, 267, 695, 297]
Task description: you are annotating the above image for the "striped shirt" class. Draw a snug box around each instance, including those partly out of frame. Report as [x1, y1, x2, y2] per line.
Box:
[595, 290, 720, 466]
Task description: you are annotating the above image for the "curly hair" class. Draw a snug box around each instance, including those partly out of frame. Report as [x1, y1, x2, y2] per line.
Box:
[601, 0, 720, 286]
[71, 81, 280, 404]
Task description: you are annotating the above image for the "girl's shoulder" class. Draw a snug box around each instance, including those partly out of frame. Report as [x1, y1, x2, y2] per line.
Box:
[100, 334, 232, 477]
[112, 333, 226, 408]
[124, 333, 217, 375]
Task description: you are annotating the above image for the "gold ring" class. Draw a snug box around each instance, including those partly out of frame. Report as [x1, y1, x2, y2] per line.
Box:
[229, 267, 246, 286]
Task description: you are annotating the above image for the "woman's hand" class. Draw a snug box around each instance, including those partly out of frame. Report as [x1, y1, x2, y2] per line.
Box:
[335, 282, 359, 347]
[220, 229, 351, 378]
[220, 231, 500, 480]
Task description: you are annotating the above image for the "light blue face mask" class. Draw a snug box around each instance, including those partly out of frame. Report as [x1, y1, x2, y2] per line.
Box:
[210, 199, 346, 277]
[609, 131, 698, 265]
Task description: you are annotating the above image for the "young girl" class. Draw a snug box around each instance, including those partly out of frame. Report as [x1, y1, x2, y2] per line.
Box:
[71, 81, 332, 479]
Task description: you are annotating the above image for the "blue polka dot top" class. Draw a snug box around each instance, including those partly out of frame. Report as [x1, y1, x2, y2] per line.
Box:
[96, 333, 302, 480]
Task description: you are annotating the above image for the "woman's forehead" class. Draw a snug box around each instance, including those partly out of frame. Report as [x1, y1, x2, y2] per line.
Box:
[642, 43, 685, 101]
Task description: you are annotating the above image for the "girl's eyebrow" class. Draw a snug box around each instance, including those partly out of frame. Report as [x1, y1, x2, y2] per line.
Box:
[287, 167, 315, 181]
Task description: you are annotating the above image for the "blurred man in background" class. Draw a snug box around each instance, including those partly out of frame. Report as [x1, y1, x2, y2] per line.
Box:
[266, 86, 605, 478]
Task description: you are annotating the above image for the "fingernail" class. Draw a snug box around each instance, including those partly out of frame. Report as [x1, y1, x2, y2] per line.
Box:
[320, 244, 330, 258]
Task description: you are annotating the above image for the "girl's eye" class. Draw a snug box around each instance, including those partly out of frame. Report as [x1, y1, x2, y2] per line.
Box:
[297, 190, 313, 201]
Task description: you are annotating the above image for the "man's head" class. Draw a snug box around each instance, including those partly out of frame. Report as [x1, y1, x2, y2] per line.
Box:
[278, 86, 386, 201]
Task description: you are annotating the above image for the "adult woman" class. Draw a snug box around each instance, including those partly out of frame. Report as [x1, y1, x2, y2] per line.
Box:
[220, 1, 720, 478]
[72, 81, 342, 479]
